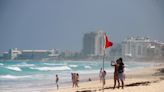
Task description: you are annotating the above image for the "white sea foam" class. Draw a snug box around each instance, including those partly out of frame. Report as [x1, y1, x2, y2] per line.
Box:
[6, 66, 22, 71]
[0, 75, 30, 79]
[43, 63, 66, 66]
[84, 65, 92, 69]
[30, 66, 71, 71]
[69, 65, 78, 68]
[14, 62, 35, 67]
[0, 63, 4, 66]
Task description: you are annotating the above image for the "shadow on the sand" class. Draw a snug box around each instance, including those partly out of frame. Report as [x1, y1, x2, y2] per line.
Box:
[125, 81, 150, 87]
[76, 90, 96, 92]
[76, 81, 156, 92]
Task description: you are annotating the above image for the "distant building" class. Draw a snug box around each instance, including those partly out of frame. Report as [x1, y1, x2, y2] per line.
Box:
[2, 52, 9, 59]
[8, 48, 22, 60]
[18, 50, 50, 60]
[2, 48, 60, 60]
[122, 37, 164, 60]
[161, 44, 164, 57]
[82, 31, 105, 56]
[109, 43, 122, 59]
[48, 49, 60, 57]
[0, 52, 4, 59]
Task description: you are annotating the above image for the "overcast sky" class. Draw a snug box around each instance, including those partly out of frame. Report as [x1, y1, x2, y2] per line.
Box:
[0, 0, 164, 51]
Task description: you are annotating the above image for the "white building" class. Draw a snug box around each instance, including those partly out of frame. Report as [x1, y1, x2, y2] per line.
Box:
[8, 48, 60, 60]
[122, 37, 163, 59]
[9, 48, 22, 60]
[19, 50, 49, 59]
[82, 31, 106, 56]
[95, 31, 106, 56]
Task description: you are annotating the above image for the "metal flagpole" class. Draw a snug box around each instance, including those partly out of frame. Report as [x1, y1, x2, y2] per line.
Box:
[102, 49, 105, 92]
[102, 33, 112, 92]
[102, 33, 106, 92]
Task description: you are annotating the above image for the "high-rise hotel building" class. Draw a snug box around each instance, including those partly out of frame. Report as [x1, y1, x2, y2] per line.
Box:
[82, 31, 105, 56]
[122, 37, 164, 59]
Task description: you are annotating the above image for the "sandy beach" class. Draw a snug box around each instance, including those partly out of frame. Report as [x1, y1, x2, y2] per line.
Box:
[49, 63, 164, 92]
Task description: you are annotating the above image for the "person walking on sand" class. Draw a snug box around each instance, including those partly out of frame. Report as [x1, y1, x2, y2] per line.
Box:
[102, 70, 106, 85]
[99, 68, 103, 82]
[71, 73, 75, 88]
[111, 59, 120, 89]
[118, 57, 125, 89]
[55, 74, 59, 90]
[75, 73, 79, 87]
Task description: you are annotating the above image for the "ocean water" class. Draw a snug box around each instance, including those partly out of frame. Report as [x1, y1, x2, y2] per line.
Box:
[0, 60, 153, 92]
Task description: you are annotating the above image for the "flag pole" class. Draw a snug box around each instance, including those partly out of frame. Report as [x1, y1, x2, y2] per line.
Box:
[102, 33, 112, 92]
[102, 33, 106, 92]
[102, 48, 105, 92]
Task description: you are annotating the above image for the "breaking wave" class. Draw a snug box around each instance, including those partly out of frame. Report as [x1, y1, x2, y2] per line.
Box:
[6, 66, 22, 71]
[43, 63, 66, 66]
[69, 65, 78, 68]
[0, 75, 30, 79]
[30, 66, 71, 71]
[14, 62, 35, 67]
[0, 63, 4, 66]
[84, 65, 92, 69]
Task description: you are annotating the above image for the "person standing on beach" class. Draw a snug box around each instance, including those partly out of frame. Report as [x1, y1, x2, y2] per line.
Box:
[71, 73, 75, 88]
[99, 68, 103, 82]
[55, 74, 59, 90]
[102, 70, 106, 85]
[118, 57, 125, 89]
[111, 59, 120, 89]
[75, 73, 79, 87]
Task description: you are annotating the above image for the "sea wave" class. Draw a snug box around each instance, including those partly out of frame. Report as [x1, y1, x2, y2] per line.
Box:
[0, 63, 4, 66]
[43, 63, 66, 66]
[84, 65, 92, 69]
[30, 66, 71, 71]
[6, 66, 22, 71]
[0, 75, 30, 79]
[14, 62, 35, 67]
[69, 65, 78, 68]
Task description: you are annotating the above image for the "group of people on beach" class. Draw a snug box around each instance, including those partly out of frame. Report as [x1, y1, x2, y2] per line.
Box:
[71, 73, 79, 88]
[99, 57, 125, 89]
[55, 73, 80, 90]
[55, 57, 125, 90]
[111, 57, 125, 89]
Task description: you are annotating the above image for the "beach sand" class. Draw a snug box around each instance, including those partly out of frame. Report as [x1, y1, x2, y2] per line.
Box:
[49, 63, 164, 92]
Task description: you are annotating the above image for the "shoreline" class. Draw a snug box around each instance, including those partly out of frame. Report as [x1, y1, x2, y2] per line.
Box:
[0, 61, 163, 92]
[49, 63, 164, 92]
